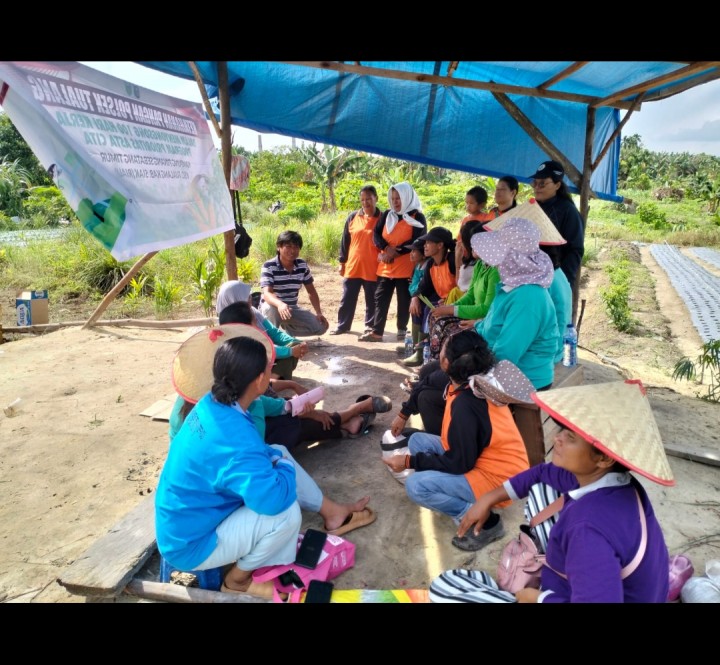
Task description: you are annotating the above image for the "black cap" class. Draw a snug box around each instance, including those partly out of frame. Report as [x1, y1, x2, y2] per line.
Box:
[417, 227, 454, 246]
[529, 160, 564, 180]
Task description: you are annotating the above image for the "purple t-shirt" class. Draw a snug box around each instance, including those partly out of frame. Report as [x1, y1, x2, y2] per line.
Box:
[507, 464, 670, 603]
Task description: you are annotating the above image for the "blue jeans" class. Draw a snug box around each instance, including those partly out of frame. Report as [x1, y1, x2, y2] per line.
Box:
[404, 432, 476, 524]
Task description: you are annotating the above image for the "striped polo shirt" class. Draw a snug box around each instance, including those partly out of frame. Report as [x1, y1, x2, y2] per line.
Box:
[260, 254, 313, 307]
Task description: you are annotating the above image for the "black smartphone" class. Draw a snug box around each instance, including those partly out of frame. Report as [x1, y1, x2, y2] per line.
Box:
[305, 580, 334, 603]
[294, 528, 327, 569]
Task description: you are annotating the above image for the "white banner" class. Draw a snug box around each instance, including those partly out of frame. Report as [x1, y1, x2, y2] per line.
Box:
[0, 61, 233, 260]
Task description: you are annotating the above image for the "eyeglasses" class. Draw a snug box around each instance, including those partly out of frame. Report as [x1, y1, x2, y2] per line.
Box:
[532, 180, 553, 189]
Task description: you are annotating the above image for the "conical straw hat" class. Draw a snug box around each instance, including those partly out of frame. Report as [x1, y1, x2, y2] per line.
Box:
[531, 379, 675, 486]
[485, 199, 566, 245]
[172, 324, 276, 403]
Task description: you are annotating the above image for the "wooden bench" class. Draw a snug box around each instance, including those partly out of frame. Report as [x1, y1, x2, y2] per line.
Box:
[512, 363, 584, 466]
[57, 493, 158, 599]
[57, 493, 269, 603]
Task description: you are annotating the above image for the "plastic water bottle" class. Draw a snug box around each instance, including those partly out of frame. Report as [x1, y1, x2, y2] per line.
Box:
[422, 340, 431, 365]
[562, 323, 578, 367]
[404, 330, 414, 358]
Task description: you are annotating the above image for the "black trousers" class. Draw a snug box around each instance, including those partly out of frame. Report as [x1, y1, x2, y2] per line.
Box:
[372, 276, 411, 336]
[336, 277, 377, 332]
[415, 360, 445, 435]
[264, 412, 343, 450]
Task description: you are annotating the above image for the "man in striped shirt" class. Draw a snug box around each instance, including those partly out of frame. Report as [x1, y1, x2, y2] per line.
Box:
[259, 230, 330, 337]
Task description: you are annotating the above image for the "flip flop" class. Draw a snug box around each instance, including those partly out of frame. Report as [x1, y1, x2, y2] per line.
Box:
[359, 332, 383, 342]
[345, 411, 373, 439]
[325, 507, 377, 537]
[356, 394, 393, 414]
[221, 580, 276, 600]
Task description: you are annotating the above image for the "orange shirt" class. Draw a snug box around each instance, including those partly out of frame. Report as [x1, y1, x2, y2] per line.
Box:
[457, 212, 496, 259]
[377, 220, 415, 279]
[344, 212, 380, 281]
[429, 260, 457, 300]
[456, 212, 496, 241]
[440, 388, 529, 505]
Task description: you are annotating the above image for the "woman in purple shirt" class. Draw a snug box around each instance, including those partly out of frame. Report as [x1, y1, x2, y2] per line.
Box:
[431, 379, 674, 603]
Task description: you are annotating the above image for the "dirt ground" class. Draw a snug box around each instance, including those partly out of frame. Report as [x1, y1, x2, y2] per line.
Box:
[0, 242, 719, 603]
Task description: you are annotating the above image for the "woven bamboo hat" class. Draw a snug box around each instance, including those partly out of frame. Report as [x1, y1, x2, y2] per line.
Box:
[469, 360, 536, 407]
[485, 199, 566, 245]
[532, 379, 675, 486]
[172, 324, 276, 403]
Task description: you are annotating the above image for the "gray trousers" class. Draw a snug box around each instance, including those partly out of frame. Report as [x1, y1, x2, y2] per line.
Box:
[260, 303, 329, 337]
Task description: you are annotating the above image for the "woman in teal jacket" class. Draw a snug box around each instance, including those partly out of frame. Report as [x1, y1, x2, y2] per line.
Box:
[472, 217, 558, 390]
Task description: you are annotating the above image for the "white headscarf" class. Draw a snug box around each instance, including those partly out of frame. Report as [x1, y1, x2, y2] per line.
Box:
[385, 182, 425, 234]
[215, 280, 265, 327]
[216, 280, 252, 315]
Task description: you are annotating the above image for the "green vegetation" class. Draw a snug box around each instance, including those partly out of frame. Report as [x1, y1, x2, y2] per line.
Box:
[599, 247, 638, 333]
[2, 120, 720, 331]
[192, 237, 227, 317]
[152, 275, 182, 319]
[672, 339, 720, 403]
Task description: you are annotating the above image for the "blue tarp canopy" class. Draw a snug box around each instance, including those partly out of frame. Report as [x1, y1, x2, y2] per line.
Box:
[137, 61, 720, 204]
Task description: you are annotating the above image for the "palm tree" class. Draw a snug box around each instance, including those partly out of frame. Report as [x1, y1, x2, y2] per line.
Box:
[300, 145, 365, 213]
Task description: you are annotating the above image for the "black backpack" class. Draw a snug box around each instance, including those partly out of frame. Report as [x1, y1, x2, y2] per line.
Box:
[231, 189, 253, 259]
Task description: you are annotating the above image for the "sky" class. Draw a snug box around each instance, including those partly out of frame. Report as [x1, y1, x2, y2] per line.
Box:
[55, 62, 720, 159]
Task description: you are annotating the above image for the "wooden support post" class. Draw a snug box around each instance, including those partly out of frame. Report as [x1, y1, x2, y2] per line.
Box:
[82, 251, 157, 329]
[217, 61, 238, 282]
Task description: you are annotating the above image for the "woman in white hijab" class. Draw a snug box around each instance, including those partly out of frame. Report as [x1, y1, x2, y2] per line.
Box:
[216, 280, 308, 381]
[359, 182, 427, 342]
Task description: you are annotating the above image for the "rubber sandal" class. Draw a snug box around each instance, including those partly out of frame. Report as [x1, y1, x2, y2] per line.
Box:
[346, 411, 373, 439]
[371, 395, 392, 413]
[356, 394, 392, 414]
[221, 580, 275, 599]
[359, 332, 383, 342]
[325, 507, 377, 537]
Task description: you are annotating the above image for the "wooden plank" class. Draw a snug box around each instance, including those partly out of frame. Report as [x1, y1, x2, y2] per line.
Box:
[664, 443, 720, 468]
[125, 580, 269, 603]
[139, 393, 176, 420]
[57, 494, 157, 598]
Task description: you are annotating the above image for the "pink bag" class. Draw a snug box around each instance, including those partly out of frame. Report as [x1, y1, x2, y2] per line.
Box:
[252, 531, 355, 603]
[497, 496, 565, 594]
[667, 554, 694, 602]
[497, 490, 647, 595]
[496, 525, 545, 593]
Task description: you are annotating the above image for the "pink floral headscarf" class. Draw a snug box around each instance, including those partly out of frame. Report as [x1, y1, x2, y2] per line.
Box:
[471, 217, 554, 289]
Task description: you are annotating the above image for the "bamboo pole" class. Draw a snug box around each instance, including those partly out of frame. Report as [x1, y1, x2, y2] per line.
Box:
[82, 251, 158, 329]
[4, 317, 216, 335]
[125, 579, 270, 603]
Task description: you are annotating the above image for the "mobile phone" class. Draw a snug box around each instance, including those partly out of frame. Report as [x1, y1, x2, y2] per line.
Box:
[304, 580, 334, 603]
[294, 528, 327, 569]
